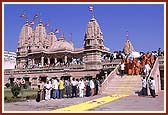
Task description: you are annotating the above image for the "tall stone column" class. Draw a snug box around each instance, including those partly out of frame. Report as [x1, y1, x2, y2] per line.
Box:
[64, 55, 67, 64]
[105, 71, 108, 78]
[32, 58, 35, 65]
[48, 57, 50, 65]
[41, 57, 44, 67]
[55, 58, 57, 64]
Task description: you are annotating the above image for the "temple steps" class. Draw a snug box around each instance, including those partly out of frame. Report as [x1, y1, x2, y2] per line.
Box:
[101, 74, 142, 95]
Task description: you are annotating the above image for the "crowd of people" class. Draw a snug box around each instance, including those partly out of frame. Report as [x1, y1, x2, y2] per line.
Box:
[141, 76, 156, 98]
[36, 77, 100, 102]
[119, 52, 158, 76]
[35, 48, 164, 101]
[118, 51, 161, 98]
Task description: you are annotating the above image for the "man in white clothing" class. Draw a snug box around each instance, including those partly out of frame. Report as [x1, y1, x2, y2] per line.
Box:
[148, 77, 156, 98]
[52, 78, 59, 99]
[90, 78, 95, 96]
[44, 80, 52, 100]
[144, 61, 151, 77]
[71, 78, 77, 98]
[141, 77, 147, 96]
[120, 61, 125, 77]
[78, 78, 85, 98]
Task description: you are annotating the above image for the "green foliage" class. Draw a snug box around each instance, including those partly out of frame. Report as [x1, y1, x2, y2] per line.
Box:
[5, 83, 10, 88]
[11, 83, 21, 97]
[4, 88, 38, 103]
[22, 84, 27, 89]
[4, 96, 11, 102]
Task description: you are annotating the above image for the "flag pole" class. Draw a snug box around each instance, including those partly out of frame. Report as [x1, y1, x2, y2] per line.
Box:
[92, 5, 94, 18]
[50, 26, 53, 32]
[69, 33, 72, 42]
[126, 31, 129, 41]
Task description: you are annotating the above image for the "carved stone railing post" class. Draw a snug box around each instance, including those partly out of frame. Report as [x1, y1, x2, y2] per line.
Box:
[147, 57, 161, 94]
[100, 64, 120, 94]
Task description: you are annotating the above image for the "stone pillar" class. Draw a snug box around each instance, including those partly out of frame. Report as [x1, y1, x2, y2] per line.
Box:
[48, 57, 50, 65]
[32, 58, 35, 65]
[55, 58, 57, 64]
[105, 71, 108, 79]
[64, 55, 67, 64]
[41, 57, 44, 67]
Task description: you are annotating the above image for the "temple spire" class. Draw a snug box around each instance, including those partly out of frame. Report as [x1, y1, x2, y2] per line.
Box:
[123, 31, 135, 55]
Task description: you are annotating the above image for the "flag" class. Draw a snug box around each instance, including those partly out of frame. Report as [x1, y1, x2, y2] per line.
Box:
[33, 13, 39, 19]
[60, 33, 64, 38]
[45, 23, 50, 27]
[89, 5, 94, 12]
[20, 13, 25, 18]
[30, 21, 34, 26]
[55, 29, 60, 34]
[20, 10, 26, 18]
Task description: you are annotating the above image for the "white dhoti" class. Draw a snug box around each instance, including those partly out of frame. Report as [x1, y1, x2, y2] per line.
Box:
[45, 89, 51, 100]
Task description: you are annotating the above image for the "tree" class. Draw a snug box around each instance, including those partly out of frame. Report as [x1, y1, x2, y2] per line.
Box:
[5, 83, 10, 88]
[11, 83, 21, 97]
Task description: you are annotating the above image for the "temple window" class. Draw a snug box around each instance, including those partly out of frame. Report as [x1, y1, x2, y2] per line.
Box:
[87, 40, 90, 45]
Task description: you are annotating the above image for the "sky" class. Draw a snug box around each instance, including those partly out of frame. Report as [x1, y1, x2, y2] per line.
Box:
[3, 3, 164, 53]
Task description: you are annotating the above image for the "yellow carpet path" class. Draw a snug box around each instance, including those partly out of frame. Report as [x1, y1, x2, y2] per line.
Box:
[53, 94, 129, 111]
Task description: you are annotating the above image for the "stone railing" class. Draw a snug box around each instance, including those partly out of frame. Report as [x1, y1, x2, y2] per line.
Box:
[11, 64, 85, 74]
[102, 59, 122, 70]
[100, 64, 120, 94]
[147, 57, 161, 93]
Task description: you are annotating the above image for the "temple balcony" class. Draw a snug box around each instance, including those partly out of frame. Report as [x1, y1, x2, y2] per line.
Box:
[12, 64, 85, 74]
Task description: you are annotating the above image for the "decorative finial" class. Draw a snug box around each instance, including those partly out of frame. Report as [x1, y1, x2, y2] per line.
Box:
[59, 33, 65, 41]
[26, 18, 29, 24]
[89, 5, 94, 18]
[40, 18, 42, 23]
[50, 26, 53, 32]
[126, 31, 129, 40]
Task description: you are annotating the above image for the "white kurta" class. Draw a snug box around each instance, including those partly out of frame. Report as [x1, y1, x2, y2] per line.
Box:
[44, 83, 51, 100]
[78, 80, 85, 97]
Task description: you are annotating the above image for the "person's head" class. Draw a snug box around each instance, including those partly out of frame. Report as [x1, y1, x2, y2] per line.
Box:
[76, 78, 79, 82]
[150, 77, 154, 80]
[47, 77, 50, 81]
[57, 78, 59, 82]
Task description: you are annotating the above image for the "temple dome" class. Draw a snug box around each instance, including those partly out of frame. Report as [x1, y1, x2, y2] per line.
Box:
[49, 36, 74, 52]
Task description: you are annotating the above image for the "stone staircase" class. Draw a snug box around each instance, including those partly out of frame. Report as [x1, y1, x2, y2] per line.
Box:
[101, 57, 161, 96]
[101, 74, 142, 95]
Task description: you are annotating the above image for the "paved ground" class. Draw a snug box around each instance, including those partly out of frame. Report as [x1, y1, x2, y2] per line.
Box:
[92, 91, 165, 111]
[3, 91, 165, 112]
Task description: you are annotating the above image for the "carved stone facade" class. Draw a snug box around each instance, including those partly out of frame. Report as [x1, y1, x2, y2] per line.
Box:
[16, 16, 110, 70]
[4, 15, 112, 87]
